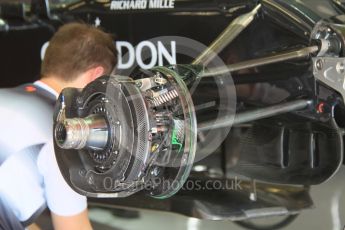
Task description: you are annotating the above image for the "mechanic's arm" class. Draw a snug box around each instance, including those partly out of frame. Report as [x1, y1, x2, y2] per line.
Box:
[37, 142, 93, 230]
[52, 209, 92, 230]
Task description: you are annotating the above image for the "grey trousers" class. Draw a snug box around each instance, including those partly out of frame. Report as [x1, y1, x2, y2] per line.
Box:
[0, 198, 24, 230]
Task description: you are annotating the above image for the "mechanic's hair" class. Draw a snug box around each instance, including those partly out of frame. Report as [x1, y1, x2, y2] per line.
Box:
[41, 22, 117, 81]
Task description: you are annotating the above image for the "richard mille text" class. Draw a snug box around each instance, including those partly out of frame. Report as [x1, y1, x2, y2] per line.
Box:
[110, 0, 175, 10]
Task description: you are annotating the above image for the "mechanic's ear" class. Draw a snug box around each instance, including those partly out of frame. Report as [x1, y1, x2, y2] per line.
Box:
[90, 66, 105, 81]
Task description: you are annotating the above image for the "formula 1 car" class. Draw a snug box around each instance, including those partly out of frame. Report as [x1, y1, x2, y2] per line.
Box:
[1, 0, 345, 228]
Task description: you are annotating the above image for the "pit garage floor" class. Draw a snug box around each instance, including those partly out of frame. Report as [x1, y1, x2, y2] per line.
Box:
[88, 166, 345, 230]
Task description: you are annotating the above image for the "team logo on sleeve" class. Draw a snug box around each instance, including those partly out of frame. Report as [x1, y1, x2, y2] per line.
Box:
[25, 86, 37, 93]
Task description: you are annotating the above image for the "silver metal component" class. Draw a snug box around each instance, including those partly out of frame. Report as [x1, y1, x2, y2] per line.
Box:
[136, 78, 156, 91]
[198, 100, 312, 131]
[192, 165, 208, 172]
[249, 180, 257, 202]
[311, 21, 342, 56]
[173, 119, 185, 142]
[55, 115, 109, 150]
[152, 89, 179, 107]
[136, 74, 168, 92]
[151, 127, 158, 134]
[315, 59, 324, 70]
[313, 57, 345, 102]
[192, 4, 261, 66]
[154, 75, 168, 85]
[199, 46, 319, 78]
[317, 39, 333, 56]
[56, 96, 66, 122]
[147, 89, 168, 98]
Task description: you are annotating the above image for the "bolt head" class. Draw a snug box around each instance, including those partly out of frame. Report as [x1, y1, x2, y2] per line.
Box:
[336, 62, 345, 74]
[151, 167, 160, 176]
[316, 59, 323, 71]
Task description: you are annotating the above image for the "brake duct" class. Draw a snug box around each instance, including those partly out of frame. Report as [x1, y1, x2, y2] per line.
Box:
[54, 66, 199, 198]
